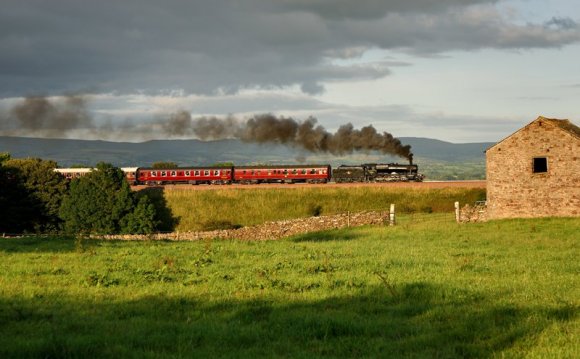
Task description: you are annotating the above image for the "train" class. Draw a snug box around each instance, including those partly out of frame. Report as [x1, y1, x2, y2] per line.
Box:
[54, 162, 423, 185]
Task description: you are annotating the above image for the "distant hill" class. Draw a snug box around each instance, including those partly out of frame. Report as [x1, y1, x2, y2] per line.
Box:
[0, 136, 494, 179]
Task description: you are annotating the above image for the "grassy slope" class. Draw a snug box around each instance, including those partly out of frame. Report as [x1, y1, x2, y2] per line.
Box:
[151, 187, 487, 232]
[0, 214, 578, 358]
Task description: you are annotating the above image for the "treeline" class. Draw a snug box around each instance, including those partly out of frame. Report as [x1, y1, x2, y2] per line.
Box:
[0, 153, 158, 235]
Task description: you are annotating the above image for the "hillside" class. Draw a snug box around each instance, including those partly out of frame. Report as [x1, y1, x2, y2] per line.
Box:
[0, 136, 493, 179]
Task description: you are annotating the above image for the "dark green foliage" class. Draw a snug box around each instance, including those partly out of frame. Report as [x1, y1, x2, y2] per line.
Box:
[5, 158, 68, 231]
[137, 188, 180, 232]
[120, 196, 158, 234]
[0, 152, 11, 164]
[59, 162, 157, 235]
[0, 165, 37, 233]
[151, 161, 178, 169]
[0, 157, 67, 233]
[211, 162, 235, 167]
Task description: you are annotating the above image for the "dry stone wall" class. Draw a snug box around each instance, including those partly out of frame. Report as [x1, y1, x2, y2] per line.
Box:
[97, 211, 389, 241]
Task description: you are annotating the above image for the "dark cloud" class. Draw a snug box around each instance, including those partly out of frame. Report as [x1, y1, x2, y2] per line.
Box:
[544, 17, 578, 30]
[263, 0, 498, 20]
[0, 1, 579, 96]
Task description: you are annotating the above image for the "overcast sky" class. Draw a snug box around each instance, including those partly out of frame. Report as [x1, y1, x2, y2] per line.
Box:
[1, 0, 579, 142]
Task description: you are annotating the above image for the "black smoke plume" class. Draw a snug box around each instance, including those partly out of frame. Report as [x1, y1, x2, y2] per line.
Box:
[164, 112, 412, 160]
[1, 95, 92, 137]
[1, 97, 412, 160]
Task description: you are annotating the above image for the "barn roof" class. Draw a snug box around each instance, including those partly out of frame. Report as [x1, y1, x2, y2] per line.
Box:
[487, 116, 580, 152]
[541, 117, 580, 139]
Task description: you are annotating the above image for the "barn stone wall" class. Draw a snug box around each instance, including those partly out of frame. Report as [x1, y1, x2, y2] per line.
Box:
[486, 119, 580, 219]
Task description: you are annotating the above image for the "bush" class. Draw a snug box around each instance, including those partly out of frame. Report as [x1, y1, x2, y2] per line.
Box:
[0, 165, 37, 233]
[59, 162, 158, 235]
[4, 158, 68, 232]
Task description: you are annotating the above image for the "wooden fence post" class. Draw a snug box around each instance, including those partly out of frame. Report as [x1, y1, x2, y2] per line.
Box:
[389, 204, 396, 226]
[455, 201, 460, 223]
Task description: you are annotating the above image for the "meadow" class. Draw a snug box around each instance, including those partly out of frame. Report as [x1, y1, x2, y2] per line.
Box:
[150, 186, 487, 231]
[0, 214, 578, 358]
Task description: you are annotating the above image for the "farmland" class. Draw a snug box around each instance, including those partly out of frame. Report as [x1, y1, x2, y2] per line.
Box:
[1, 213, 578, 358]
[150, 185, 487, 232]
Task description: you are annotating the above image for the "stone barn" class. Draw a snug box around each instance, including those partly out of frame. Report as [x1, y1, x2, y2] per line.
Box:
[486, 116, 580, 219]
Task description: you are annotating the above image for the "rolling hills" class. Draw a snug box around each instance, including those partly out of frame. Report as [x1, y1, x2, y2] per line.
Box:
[0, 136, 493, 179]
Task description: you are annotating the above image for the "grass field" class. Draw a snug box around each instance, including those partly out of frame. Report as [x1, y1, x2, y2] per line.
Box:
[149, 186, 487, 231]
[1, 214, 578, 358]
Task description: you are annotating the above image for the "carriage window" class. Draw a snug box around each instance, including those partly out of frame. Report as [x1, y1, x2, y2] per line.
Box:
[251, 170, 255, 175]
[257, 170, 261, 175]
[310, 169, 316, 174]
[292, 169, 297, 175]
[283, 170, 288, 175]
[171, 171, 177, 176]
[194, 170, 200, 176]
[533, 157, 548, 173]
[204, 170, 210, 176]
[243, 170, 247, 174]
[214, 170, 219, 176]
[152, 171, 157, 177]
[301, 169, 306, 174]
[268, 171, 272, 175]
[185, 171, 190, 176]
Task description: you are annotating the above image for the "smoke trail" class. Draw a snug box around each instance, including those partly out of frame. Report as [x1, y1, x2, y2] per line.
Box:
[0, 95, 93, 137]
[161, 112, 413, 160]
[0, 97, 412, 160]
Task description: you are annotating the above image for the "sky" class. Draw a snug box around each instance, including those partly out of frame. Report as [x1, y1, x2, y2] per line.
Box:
[0, 0, 579, 143]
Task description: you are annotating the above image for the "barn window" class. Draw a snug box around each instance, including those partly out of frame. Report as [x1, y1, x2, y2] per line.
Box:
[533, 157, 548, 173]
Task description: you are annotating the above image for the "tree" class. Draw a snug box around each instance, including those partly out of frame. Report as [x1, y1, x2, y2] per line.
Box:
[59, 162, 158, 235]
[120, 195, 158, 234]
[0, 164, 37, 233]
[151, 162, 178, 169]
[5, 158, 68, 231]
[211, 162, 234, 167]
[0, 152, 11, 164]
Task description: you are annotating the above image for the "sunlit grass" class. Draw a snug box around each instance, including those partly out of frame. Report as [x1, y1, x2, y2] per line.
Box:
[158, 187, 486, 231]
[0, 215, 578, 358]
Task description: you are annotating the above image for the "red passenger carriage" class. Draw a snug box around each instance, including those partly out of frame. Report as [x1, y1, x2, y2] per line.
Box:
[136, 166, 233, 185]
[233, 164, 331, 184]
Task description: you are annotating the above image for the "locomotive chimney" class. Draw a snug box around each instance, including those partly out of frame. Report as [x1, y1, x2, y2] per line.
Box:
[409, 153, 413, 165]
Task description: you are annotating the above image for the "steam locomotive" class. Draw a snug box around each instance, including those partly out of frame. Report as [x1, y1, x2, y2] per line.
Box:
[55, 162, 423, 185]
[333, 163, 424, 183]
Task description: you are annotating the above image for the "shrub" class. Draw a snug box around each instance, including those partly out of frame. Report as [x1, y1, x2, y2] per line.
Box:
[59, 162, 157, 235]
[4, 158, 68, 232]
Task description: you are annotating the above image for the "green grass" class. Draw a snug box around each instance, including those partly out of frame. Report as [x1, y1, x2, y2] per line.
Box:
[0, 214, 578, 358]
[152, 187, 486, 231]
